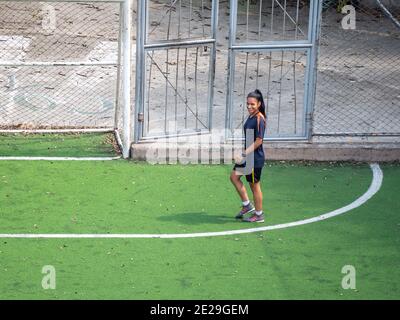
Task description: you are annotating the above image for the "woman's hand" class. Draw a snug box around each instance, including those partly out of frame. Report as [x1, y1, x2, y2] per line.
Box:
[234, 152, 246, 165]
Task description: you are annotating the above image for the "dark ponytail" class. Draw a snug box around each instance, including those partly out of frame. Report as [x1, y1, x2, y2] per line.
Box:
[247, 89, 266, 119]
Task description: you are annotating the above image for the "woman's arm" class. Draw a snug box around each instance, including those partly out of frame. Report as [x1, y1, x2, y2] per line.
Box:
[234, 137, 263, 164]
[244, 137, 263, 156]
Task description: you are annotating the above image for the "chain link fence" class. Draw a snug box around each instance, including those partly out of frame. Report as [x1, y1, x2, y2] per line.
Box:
[1, 0, 399, 143]
[0, 0, 121, 130]
[313, 0, 400, 136]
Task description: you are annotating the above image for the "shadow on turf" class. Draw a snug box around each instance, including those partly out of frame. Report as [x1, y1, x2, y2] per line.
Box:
[157, 211, 236, 225]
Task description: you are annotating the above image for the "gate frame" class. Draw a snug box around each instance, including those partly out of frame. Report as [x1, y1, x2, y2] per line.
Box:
[134, 0, 219, 143]
[225, 0, 322, 141]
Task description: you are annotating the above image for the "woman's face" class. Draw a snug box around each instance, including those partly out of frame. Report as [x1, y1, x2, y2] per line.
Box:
[246, 97, 260, 115]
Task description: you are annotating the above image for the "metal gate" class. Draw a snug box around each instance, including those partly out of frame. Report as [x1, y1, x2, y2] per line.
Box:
[226, 0, 321, 140]
[135, 0, 218, 141]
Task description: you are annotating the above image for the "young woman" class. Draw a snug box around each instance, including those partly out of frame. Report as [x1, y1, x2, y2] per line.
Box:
[230, 89, 266, 223]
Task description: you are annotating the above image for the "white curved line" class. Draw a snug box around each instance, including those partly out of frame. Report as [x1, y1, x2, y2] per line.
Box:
[0, 163, 383, 239]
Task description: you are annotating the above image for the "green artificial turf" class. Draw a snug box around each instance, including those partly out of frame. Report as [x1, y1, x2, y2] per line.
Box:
[0, 132, 118, 157]
[0, 161, 399, 299]
[0, 161, 371, 234]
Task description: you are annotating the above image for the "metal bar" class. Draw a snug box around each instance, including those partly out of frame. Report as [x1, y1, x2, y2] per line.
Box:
[114, 128, 124, 154]
[277, 50, 284, 133]
[121, 0, 132, 158]
[313, 132, 400, 137]
[226, 0, 238, 135]
[292, 0, 300, 134]
[302, 47, 312, 138]
[293, 53, 298, 134]
[164, 0, 173, 134]
[271, 0, 275, 37]
[178, 0, 182, 38]
[266, 50, 272, 119]
[256, 51, 260, 89]
[294, 0, 301, 39]
[144, 38, 216, 49]
[282, 0, 287, 39]
[145, 0, 150, 44]
[306, 0, 323, 140]
[0, 29, 117, 39]
[114, 2, 123, 130]
[231, 42, 312, 50]
[146, 51, 155, 135]
[242, 52, 249, 125]
[164, 62, 170, 129]
[303, 0, 319, 139]
[207, 0, 218, 131]
[0, 61, 118, 67]
[256, 0, 263, 89]
[189, 0, 193, 38]
[246, 0, 250, 41]
[202, 0, 206, 38]
[194, 46, 199, 130]
[307, 0, 314, 42]
[277, 0, 288, 133]
[227, 135, 309, 141]
[375, 0, 400, 29]
[135, 0, 146, 143]
[267, 0, 275, 118]
[138, 128, 211, 141]
[184, 0, 193, 129]
[184, 48, 188, 129]
[175, 48, 180, 131]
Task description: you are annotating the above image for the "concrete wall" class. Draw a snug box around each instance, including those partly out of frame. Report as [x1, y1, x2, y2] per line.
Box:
[131, 140, 400, 162]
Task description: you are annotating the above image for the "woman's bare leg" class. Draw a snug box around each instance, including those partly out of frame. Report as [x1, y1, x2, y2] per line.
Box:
[230, 170, 250, 202]
[249, 182, 263, 211]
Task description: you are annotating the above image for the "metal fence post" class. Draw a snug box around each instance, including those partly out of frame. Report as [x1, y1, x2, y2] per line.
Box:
[122, 0, 132, 158]
[225, 0, 238, 139]
[134, 0, 145, 144]
[305, 0, 322, 140]
[114, 2, 124, 131]
[208, 0, 219, 131]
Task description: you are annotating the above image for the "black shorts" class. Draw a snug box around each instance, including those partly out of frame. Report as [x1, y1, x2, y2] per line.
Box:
[233, 164, 263, 183]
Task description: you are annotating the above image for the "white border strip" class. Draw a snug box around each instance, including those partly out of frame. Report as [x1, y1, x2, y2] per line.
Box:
[0, 128, 113, 134]
[0, 156, 121, 161]
[0, 164, 383, 238]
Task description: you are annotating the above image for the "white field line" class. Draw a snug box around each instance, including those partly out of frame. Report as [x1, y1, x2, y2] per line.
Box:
[0, 156, 121, 161]
[0, 163, 383, 239]
[0, 129, 113, 134]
